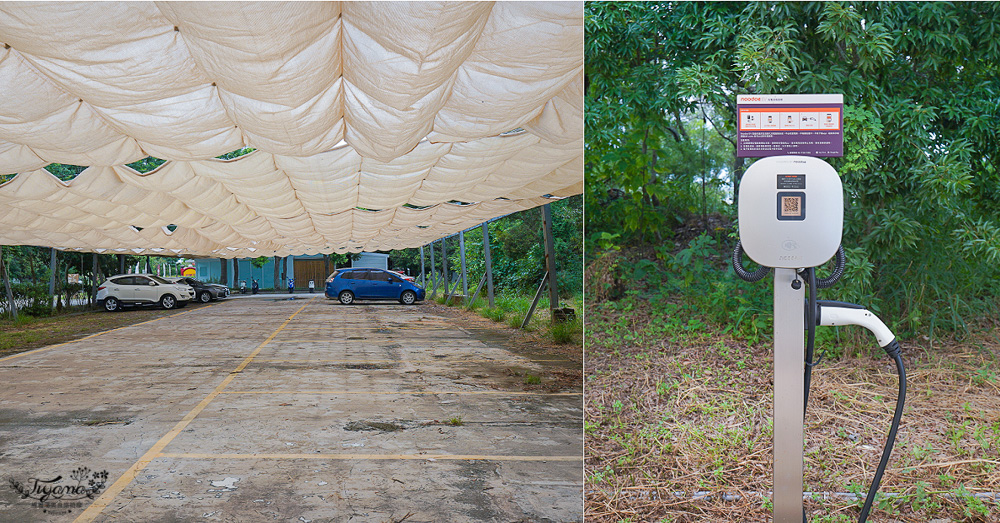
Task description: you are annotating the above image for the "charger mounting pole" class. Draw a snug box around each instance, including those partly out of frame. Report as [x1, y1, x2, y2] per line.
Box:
[773, 268, 805, 521]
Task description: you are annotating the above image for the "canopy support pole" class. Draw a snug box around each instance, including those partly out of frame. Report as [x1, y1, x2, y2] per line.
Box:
[49, 248, 57, 296]
[542, 203, 559, 321]
[459, 230, 467, 303]
[419, 245, 426, 288]
[430, 241, 438, 298]
[482, 222, 495, 308]
[520, 271, 548, 329]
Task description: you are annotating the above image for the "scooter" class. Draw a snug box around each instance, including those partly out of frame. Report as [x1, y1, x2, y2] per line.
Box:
[251, 279, 259, 295]
[240, 280, 247, 295]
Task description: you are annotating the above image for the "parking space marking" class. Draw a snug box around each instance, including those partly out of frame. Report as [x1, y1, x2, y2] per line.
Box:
[0, 303, 217, 364]
[220, 390, 580, 396]
[158, 452, 581, 461]
[74, 298, 315, 523]
[265, 338, 463, 343]
[251, 358, 566, 364]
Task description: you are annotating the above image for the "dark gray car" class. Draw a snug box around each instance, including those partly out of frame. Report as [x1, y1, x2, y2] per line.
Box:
[169, 277, 231, 303]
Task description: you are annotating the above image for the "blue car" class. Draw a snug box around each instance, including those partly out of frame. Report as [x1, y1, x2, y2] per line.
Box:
[325, 268, 426, 305]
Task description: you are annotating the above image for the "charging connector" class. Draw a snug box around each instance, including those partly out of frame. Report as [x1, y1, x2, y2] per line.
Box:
[809, 300, 907, 523]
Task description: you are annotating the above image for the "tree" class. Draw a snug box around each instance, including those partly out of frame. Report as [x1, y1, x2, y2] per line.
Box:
[587, 1, 1000, 333]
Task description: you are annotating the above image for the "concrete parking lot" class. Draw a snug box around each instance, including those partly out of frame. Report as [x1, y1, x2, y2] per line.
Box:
[0, 296, 582, 522]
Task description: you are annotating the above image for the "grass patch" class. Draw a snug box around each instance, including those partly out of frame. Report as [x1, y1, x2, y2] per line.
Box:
[549, 316, 582, 344]
[434, 288, 583, 345]
[585, 296, 1000, 522]
[0, 304, 212, 359]
[446, 415, 463, 426]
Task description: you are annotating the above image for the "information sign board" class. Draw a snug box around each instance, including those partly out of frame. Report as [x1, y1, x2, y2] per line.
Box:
[736, 94, 843, 157]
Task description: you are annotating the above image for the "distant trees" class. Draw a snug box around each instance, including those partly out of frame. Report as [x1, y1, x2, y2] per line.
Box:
[389, 196, 583, 297]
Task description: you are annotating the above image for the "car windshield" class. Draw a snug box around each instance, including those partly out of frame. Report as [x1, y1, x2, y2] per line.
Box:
[148, 275, 172, 284]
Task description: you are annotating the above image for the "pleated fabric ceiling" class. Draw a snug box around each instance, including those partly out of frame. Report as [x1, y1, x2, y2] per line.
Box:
[0, 1, 582, 256]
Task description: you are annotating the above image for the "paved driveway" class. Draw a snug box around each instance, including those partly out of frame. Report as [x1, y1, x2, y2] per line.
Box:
[0, 296, 582, 522]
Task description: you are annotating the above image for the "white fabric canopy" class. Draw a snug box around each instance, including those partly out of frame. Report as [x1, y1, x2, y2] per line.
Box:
[0, 1, 582, 256]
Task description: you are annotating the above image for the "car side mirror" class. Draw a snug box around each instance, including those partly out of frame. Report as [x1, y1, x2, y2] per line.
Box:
[149, 281, 156, 286]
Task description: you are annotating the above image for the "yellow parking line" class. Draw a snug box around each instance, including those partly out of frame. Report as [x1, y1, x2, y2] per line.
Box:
[220, 390, 580, 396]
[279, 324, 453, 329]
[158, 452, 581, 462]
[252, 358, 565, 364]
[73, 297, 316, 523]
[0, 303, 215, 364]
[265, 338, 463, 343]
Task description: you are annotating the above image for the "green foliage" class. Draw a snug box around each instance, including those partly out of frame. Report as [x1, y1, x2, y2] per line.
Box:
[587, 2, 1000, 338]
[549, 316, 582, 345]
[44, 164, 87, 181]
[405, 196, 582, 298]
[216, 147, 257, 160]
[9, 283, 53, 317]
[125, 156, 166, 173]
[328, 252, 361, 269]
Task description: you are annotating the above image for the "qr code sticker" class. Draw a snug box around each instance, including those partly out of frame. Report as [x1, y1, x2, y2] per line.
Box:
[782, 196, 800, 216]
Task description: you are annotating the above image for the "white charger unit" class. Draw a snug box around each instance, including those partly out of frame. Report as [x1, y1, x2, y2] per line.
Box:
[737, 156, 843, 268]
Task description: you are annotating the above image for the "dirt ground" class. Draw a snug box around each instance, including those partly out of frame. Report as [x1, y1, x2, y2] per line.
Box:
[585, 300, 1000, 522]
[0, 295, 583, 522]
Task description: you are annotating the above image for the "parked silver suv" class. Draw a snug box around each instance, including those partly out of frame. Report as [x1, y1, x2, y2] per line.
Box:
[96, 274, 194, 311]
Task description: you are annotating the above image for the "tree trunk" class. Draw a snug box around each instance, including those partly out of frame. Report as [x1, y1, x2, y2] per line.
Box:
[220, 257, 228, 287]
[733, 156, 746, 207]
[91, 252, 99, 306]
[273, 256, 280, 291]
[1, 246, 18, 320]
[29, 247, 37, 284]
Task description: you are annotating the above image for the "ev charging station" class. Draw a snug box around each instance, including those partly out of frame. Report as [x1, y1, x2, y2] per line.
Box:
[732, 97, 907, 523]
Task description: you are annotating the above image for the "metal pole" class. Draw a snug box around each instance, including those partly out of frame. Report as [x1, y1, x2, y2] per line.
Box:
[444, 274, 463, 306]
[49, 248, 57, 296]
[542, 203, 559, 319]
[92, 252, 99, 304]
[430, 241, 437, 298]
[773, 268, 805, 522]
[419, 245, 425, 288]
[482, 222, 495, 308]
[520, 271, 548, 329]
[442, 237, 449, 298]
[468, 273, 487, 308]
[459, 230, 467, 303]
[429, 271, 443, 296]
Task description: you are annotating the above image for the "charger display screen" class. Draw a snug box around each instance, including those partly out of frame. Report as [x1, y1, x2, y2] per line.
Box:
[776, 192, 805, 221]
[777, 174, 806, 189]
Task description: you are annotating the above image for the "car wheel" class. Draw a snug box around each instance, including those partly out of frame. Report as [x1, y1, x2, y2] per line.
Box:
[104, 297, 121, 312]
[400, 290, 416, 305]
[198, 291, 211, 303]
[160, 294, 177, 310]
[338, 290, 355, 305]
